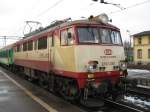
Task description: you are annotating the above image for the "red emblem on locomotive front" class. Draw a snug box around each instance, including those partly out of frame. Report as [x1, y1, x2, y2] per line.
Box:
[104, 49, 112, 55]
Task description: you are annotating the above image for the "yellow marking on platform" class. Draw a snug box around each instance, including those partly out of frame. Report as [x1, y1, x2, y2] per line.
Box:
[0, 70, 57, 112]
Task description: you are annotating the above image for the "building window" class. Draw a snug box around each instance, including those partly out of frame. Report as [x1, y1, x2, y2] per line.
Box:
[28, 41, 33, 51]
[38, 37, 47, 49]
[148, 36, 150, 44]
[148, 49, 150, 59]
[138, 38, 142, 44]
[137, 49, 142, 59]
[23, 43, 27, 51]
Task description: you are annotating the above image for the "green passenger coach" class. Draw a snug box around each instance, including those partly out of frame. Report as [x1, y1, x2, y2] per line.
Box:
[0, 45, 14, 66]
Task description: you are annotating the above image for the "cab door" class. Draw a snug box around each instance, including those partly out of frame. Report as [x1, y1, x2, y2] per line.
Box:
[49, 32, 55, 70]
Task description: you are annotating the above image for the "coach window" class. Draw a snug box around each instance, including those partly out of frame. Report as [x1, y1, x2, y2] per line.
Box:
[23, 43, 27, 51]
[61, 28, 74, 46]
[38, 37, 47, 49]
[28, 41, 33, 51]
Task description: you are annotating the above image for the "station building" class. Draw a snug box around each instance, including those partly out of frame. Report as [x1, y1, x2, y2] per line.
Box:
[133, 31, 150, 65]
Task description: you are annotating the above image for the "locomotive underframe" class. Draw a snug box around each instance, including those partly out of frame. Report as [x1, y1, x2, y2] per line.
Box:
[9, 64, 127, 101]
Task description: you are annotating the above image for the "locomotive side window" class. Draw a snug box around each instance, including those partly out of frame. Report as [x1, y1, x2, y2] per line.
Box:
[67, 28, 74, 45]
[34, 40, 37, 50]
[111, 31, 122, 45]
[23, 43, 27, 51]
[61, 28, 74, 46]
[61, 30, 67, 45]
[77, 28, 99, 43]
[28, 40, 33, 51]
[38, 37, 47, 49]
[17, 45, 21, 52]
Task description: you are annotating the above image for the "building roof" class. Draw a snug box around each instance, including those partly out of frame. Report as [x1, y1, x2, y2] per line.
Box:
[133, 31, 150, 38]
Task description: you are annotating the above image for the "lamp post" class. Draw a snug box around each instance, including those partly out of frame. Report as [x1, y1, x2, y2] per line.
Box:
[126, 30, 133, 63]
[126, 30, 132, 47]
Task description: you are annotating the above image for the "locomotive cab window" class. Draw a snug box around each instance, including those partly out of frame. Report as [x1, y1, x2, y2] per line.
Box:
[100, 29, 111, 44]
[38, 37, 47, 49]
[61, 28, 74, 46]
[77, 28, 99, 43]
[77, 27, 122, 45]
[111, 31, 122, 45]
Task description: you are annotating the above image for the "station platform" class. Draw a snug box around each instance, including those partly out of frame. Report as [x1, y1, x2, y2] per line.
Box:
[127, 69, 150, 88]
[0, 67, 84, 112]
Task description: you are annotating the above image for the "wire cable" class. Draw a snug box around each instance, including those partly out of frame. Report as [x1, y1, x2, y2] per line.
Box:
[109, 0, 150, 14]
[36, 0, 64, 17]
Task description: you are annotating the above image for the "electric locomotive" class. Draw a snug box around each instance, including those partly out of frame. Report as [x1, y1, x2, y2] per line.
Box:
[1, 13, 127, 101]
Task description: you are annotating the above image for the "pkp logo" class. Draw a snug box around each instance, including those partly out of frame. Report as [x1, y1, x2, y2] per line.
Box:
[104, 49, 112, 55]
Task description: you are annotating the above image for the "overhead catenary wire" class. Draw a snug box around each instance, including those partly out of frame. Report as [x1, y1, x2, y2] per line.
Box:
[36, 0, 64, 18]
[108, 0, 150, 14]
[22, 0, 64, 35]
[0, 36, 22, 47]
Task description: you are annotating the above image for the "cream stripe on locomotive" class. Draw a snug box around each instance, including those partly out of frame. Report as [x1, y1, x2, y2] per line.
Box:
[75, 45, 125, 72]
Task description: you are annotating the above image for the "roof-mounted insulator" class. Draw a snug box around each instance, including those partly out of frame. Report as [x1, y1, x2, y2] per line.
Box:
[88, 13, 109, 24]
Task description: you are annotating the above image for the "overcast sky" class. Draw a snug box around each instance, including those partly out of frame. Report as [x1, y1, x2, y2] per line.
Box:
[0, 0, 150, 47]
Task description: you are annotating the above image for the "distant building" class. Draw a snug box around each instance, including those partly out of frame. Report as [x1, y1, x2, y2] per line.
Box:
[133, 31, 150, 65]
[124, 41, 133, 63]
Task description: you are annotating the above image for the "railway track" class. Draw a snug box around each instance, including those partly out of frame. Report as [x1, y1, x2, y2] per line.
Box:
[1, 67, 150, 112]
[103, 99, 148, 112]
[127, 86, 150, 98]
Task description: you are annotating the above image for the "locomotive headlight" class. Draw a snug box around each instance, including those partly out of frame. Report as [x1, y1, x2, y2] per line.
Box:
[87, 65, 95, 73]
[87, 61, 98, 73]
[119, 61, 127, 71]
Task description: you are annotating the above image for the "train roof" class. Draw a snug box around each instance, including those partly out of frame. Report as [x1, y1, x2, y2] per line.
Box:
[0, 43, 14, 51]
[23, 19, 119, 36]
[14, 19, 120, 45]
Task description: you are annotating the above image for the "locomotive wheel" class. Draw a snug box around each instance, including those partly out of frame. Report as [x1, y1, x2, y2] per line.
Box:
[60, 80, 80, 101]
[38, 75, 47, 88]
[48, 74, 55, 92]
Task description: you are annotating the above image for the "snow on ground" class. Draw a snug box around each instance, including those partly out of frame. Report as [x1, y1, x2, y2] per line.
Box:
[124, 95, 150, 110]
[128, 69, 150, 73]
[127, 69, 150, 76]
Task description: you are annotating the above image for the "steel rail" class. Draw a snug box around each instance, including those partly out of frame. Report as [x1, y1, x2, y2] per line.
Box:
[104, 99, 144, 112]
